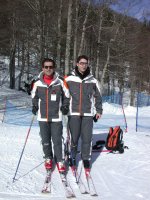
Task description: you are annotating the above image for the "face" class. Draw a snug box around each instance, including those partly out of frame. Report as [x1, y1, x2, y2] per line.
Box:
[42, 61, 55, 76]
[77, 58, 88, 74]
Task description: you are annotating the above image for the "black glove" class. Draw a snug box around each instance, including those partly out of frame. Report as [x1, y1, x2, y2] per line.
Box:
[32, 106, 38, 115]
[61, 105, 69, 115]
[93, 114, 98, 122]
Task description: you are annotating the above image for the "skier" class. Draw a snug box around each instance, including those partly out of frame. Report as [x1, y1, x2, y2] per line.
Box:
[65, 55, 103, 176]
[24, 79, 36, 95]
[31, 58, 69, 173]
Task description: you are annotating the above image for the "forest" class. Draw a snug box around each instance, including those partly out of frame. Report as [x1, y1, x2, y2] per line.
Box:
[0, 0, 150, 103]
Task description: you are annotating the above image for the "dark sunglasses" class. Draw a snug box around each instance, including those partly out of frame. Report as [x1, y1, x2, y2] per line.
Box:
[44, 65, 54, 69]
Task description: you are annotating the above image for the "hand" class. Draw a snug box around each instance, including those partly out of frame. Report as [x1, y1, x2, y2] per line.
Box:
[32, 106, 38, 115]
[61, 105, 69, 115]
[93, 113, 101, 122]
[96, 113, 101, 119]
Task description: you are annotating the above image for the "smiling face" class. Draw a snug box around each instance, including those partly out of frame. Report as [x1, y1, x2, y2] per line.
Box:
[76, 58, 88, 74]
[42, 61, 55, 76]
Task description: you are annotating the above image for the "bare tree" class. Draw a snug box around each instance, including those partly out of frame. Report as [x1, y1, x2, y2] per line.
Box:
[56, 0, 63, 70]
[73, 0, 80, 66]
[25, 0, 49, 68]
[1, 0, 150, 97]
[95, 6, 104, 79]
[100, 4, 131, 93]
[65, 0, 73, 74]
[18, 40, 25, 90]
[78, 0, 91, 56]
[9, 12, 17, 89]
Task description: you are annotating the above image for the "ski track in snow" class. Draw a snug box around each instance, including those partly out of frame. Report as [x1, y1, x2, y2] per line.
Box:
[0, 88, 150, 200]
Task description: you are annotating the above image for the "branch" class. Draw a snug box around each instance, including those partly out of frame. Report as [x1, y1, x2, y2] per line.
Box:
[25, 0, 39, 15]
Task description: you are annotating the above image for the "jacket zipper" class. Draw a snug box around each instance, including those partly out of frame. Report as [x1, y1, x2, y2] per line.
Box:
[46, 88, 49, 121]
[79, 83, 82, 115]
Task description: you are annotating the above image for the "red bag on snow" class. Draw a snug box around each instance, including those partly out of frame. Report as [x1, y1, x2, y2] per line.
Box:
[105, 126, 124, 153]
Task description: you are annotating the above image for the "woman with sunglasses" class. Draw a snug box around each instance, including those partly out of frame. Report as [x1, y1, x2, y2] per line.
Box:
[31, 58, 69, 174]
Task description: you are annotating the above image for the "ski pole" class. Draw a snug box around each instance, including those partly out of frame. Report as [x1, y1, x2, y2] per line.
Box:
[12, 115, 35, 183]
[14, 161, 44, 182]
[120, 93, 128, 132]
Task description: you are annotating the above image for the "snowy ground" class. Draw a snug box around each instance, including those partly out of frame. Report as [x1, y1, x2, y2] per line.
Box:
[0, 88, 150, 200]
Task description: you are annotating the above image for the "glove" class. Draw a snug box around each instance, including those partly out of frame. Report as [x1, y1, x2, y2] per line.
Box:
[93, 114, 98, 122]
[61, 105, 69, 115]
[32, 106, 38, 115]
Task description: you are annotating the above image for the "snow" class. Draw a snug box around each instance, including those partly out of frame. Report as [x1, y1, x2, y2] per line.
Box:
[0, 87, 150, 200]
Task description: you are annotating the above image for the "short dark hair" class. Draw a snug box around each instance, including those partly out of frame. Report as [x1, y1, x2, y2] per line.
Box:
[42, 58, 56, 68]
[77, 55, 88, 63]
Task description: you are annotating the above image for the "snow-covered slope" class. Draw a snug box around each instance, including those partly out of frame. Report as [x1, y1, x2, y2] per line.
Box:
[0, 88, 150, 200]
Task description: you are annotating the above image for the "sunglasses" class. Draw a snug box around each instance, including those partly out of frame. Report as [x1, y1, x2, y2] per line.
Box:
[44, 65, 54, 69]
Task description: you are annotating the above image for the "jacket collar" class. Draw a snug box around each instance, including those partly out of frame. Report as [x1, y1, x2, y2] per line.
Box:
[72, 66, 93, 80]
[39, 71, 59, 85]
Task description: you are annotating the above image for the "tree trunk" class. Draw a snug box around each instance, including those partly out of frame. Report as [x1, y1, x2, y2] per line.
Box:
[18, 41, 25, 90]
[130, 83, 135, 106]
[39, 1, 45, 68]
[73, 0, 79, 66]
[78, 0, 90, 56]
[107, 75, 110, 96]
[56, 0, 63, 70]
[9, 46, 16, 89]
[65, 0, 73, 75]
[9, 12, 16, 89]
[27, 35, 30, 81]
[100, 44, 110, 93]
[95, 10, 103, 79]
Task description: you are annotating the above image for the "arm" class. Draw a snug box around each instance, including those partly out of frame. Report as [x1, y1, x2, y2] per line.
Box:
[31, 82, 39, 115]
[94, 80, 103, 118]
[62, 78, 70, 106]
[60, 77, 70, 115]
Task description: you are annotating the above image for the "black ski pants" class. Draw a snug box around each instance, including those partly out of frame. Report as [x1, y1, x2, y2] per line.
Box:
[68, 116, 93, 161]
[39, 121, 63, 162]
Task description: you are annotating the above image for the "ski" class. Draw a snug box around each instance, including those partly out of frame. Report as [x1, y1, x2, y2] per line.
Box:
[41, 169, 52, 193]
[77, 149, 112, 153]
[59, 172, 76, 198]
[84, 170, 98, 196]
[70, 166, 88, 194]
[92, 149, 112, 153]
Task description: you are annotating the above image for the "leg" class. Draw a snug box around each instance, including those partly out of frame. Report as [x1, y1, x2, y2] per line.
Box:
[68, 116, 81, 159]
[39, 121, 53, 159]
[80, 116, 93, 162]
[51, 121, 63, 162]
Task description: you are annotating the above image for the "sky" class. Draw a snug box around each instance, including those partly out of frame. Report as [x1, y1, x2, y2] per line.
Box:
[110, 0, 150, 21]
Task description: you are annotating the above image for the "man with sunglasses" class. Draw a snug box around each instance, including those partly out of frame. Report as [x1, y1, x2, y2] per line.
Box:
[31, 58, 69, 173]
[65, 55, 103, 176]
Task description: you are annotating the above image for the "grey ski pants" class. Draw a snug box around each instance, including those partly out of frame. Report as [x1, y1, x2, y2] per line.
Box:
[68, 116, 93, 160]
[39, 121, 63, 162]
